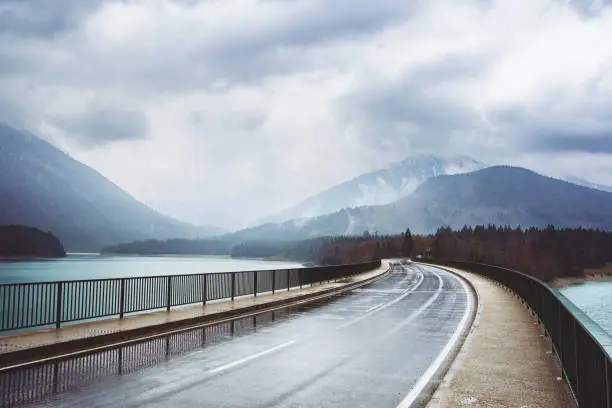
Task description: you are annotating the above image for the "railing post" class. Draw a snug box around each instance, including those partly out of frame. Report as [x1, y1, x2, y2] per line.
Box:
[231, 272, 236, 301]
[573, 319, 580, 404]
[299, 269, 303, 289]
[287, 270, 291, 291]
[55, 282, 63, 328]
[557, 302, 563, 364]
[605, 355, 610, 408]
[166, 276, 172, 312]
[203, 275, 207, 306]
[254, 271, 258, 297]
[119, 279, 126, 319]
[272, 270, 276, 294]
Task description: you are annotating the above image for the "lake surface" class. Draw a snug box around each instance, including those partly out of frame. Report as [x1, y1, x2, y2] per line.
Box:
[560, 280, 612, 337]
[0, 254, 305, 284]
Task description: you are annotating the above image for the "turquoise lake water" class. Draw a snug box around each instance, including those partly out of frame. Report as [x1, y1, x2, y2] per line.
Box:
[0, 254, 304, 284]
[560, 280, 612, 336]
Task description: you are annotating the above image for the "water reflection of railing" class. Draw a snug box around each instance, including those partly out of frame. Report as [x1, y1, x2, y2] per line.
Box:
[0, 261, 380, 332]
[0, 307, 297, 408]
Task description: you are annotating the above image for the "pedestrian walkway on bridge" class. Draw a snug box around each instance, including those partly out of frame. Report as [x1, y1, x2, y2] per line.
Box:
[426, 266, 575, 408]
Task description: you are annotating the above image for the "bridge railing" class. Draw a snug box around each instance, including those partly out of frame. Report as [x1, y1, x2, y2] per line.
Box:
[0, 260, 381, 332]
[437, 260, 611, 408]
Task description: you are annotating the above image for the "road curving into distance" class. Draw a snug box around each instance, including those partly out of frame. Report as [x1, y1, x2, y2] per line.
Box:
[31, 262, 475, 408]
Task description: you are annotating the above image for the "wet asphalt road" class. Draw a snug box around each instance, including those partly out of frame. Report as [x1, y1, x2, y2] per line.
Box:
[35, 262, 473, 408]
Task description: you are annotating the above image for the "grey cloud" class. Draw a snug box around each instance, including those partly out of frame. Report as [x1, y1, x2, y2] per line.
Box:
[491, 80, 612, 155]
[140, 0, 420, 89]
[0, 0, 421, 98]
[531, 135, 612, 154]
[53, 103, 149, 148]
[83, 0, 420, 90]
[336, 53, 493, 154]
[338, 48, 612, 159]
[188, 109, 266, 131]
[568, 0, 612, 18]
[0, 0, 105, 37]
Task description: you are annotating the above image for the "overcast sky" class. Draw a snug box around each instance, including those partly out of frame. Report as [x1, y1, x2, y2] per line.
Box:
[2, 0, 612, 230]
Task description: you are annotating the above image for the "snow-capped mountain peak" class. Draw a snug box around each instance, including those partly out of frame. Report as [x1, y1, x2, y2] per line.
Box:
[259, 154, 485, 224]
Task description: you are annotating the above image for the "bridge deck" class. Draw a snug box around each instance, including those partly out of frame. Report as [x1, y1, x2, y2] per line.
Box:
[426, 267, 575, 408]
[0, 265, 389, 361]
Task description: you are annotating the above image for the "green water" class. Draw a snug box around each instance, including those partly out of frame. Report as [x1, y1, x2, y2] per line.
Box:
[560, 281, 612, 336]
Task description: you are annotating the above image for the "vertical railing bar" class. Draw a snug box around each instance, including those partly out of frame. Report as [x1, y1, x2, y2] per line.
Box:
[89, 281, 94, 319]
[166, 276, 172, 311]
[25, 284, 31, 328]
[11, 284, 18, 329]
[272, 270, 276, 294]
[203, 274, 208, 305]
[299, 269, 304, 289]
[42, 284, 48, 326]
[119, 279, 126, 319]
[254, 271, 258, 297]
[55, 283, 63, 328]
[231, 272, 236, 301]
[90, 281, 95, 319]
[1, 285, 6, 330]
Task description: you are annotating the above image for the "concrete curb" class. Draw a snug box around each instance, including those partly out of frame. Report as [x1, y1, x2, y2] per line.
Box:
[0, 262, 391, 369]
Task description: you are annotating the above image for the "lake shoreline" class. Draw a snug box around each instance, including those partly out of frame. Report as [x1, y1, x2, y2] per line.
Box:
[550, 273, 612, 288]
[0, 256, 65, 261]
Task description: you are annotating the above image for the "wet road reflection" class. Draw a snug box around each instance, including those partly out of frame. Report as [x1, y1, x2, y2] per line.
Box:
[1, 262, 473, 408]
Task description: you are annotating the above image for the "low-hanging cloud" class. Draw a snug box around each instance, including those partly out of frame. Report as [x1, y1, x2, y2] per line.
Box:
[52, 102, 149, 148]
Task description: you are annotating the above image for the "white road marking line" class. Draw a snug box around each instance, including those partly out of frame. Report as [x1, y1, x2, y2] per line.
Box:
[395, 269, 474, 408]
[319, 315, 346, 320]
[337, 269, 425, 330]
[380, 271, 444, 338]
[207, 340, 297, 374]
[364, 302, 385, 313]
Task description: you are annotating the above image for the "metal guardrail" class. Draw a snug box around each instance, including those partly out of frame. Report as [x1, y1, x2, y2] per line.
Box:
[438, 261, 612, 408]
[0, 260, 381, 332]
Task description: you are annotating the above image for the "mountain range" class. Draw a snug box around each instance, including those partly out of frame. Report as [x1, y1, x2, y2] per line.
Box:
[258, 155, 485, 224]
[4, 122, 612, 251]
[0, 124, 223, 251]
[225, 166, 612, 241]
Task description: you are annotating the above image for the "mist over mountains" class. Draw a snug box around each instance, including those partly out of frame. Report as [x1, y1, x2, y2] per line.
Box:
[259, 155, 484, 225]
[0, 124, 223, 251]
[225, 166, 612, 241]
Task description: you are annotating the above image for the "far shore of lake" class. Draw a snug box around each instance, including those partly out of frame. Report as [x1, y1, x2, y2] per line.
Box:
[550, 267, 612, 288]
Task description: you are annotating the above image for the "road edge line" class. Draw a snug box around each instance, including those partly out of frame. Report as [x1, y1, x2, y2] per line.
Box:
[398, 262, 481, 408]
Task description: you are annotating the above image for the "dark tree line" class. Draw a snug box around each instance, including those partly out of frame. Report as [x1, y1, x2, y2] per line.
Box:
[100, 224, 612, 282]
[427, 225, 612, 281]
[0, 225, 66, 258]
[101, 238, 231, 255]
